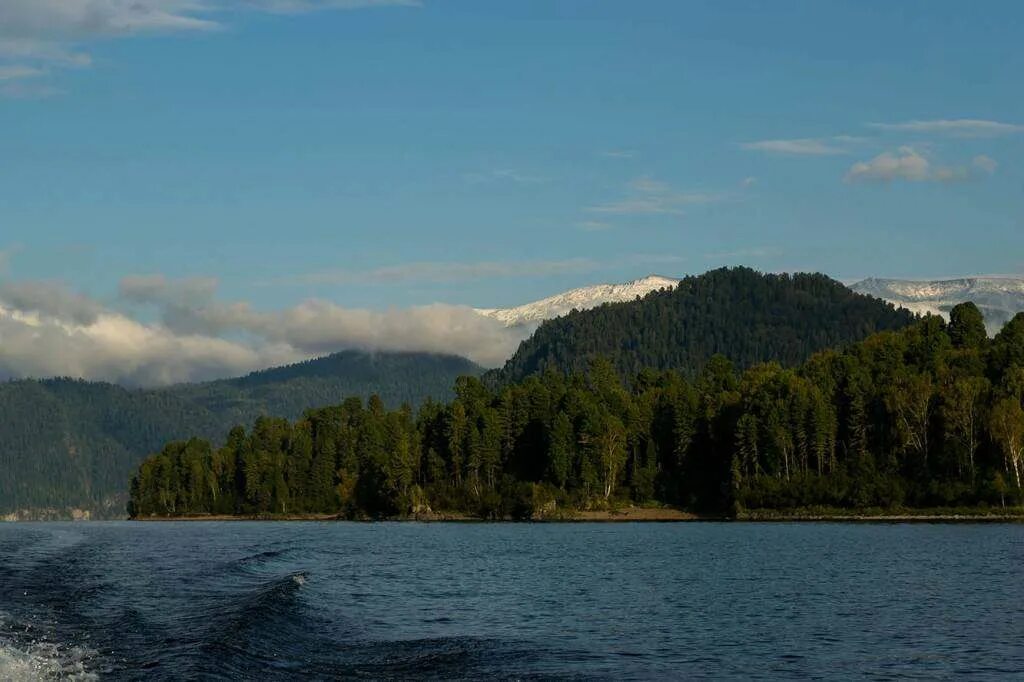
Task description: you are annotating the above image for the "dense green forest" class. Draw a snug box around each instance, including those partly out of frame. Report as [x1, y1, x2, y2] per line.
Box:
[0, 351, 480, 515]
[130, 304, 1024, 519]
[493, 267, 917, 384]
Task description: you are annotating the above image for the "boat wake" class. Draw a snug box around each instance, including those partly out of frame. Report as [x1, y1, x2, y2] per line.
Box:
[0, 619, 97, 682]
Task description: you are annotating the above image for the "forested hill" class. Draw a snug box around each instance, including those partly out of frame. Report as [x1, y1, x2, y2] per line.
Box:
[492, 267, 918, 384]
[0, 351, 481, 518]
[130, 306, 1024, 520]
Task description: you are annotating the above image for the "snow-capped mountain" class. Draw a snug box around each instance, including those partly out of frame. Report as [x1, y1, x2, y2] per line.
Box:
[851, 276, 1024, 334]
[475, 274, 680, 327]
[476, 273, 1024, 335]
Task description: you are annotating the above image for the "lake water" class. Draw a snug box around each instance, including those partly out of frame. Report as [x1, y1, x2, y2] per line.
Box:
[0, 522, 1021, 680]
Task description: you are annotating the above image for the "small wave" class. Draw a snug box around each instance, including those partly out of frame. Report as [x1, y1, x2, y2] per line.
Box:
[251, 571, 308, 603]
[171, 571, 324, 678]
[235, 571, 310, 627]
[204, 571, 311, 638]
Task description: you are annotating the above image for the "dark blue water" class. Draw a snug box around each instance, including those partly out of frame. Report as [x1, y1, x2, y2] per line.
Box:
[0, 522, 1021, 680]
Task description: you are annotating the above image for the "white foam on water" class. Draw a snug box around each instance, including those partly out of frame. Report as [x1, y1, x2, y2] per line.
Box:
[0, 613, 97, 681]
[0, 641, 97, 681]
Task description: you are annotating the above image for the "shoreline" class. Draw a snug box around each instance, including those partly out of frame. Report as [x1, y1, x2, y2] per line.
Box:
[736, 506, 1024, 522]
[132, 507, 705, 523]
[126, 506, 1024, 523]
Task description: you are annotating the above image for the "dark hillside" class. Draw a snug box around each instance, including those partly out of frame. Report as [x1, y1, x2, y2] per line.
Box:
[0, 351, 481, 517]
[493, 267, 917, 383]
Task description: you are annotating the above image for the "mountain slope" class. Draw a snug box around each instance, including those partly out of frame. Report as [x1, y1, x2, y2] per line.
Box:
[493, 267, 918, 384]
[0, 350, 481, 518]
[851, 276, 1024, 334]
[166, 351, 479, 425]
[475, 275, 679, 327]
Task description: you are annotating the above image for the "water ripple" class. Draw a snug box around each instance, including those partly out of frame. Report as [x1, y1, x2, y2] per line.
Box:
[0, 521, 1021, 680]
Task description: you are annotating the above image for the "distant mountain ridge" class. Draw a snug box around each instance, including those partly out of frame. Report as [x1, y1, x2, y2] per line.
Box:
[0, 350, 481, 518]
[480, 273, 1024, 337]
[492, 267, 919, 384]
[475, 274, 680, 327]
[851, 276, 1024, 334]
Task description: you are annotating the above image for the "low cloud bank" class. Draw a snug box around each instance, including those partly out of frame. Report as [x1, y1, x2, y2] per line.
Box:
[0, 277, 527, 386]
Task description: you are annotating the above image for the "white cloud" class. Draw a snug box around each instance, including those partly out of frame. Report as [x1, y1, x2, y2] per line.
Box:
[0, 0, 210, 98]
[0, 1, 220, 40]
[845, 146, 931, 183]
[0, 65, 45, 80]
[844, 147, 998, 184]
[0, 64, 53, 96]
[576, 220, 612, 232]
[588, 199, 678, 215]
[0, 0, 418, 97]
[235, 300, 523, 367]
[867, 119, 1024, 138]
[0, 81, 63, 99]
[0, 306, 297, 387]
[0, 38, 92, 68]
[0, 276, 527, 385]
[741, 176, 757, 188]
[972, 154, 998, 175]
[587, 176, 725, 215]
[599, 150, 637, 159]
[740, 137, 851, 156]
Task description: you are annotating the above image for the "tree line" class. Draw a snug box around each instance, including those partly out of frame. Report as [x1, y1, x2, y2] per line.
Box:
[129, 303, 1024, 519]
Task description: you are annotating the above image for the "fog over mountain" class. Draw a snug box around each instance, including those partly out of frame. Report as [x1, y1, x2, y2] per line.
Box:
[0, 277, 519, 385]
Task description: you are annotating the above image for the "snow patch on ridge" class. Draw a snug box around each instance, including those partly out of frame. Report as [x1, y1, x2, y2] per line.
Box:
[475, 275, 680, 327]
[851, 276, 1024, 334]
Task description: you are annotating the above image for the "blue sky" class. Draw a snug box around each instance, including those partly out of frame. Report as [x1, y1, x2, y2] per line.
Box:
[0, 0, 1022, 382]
